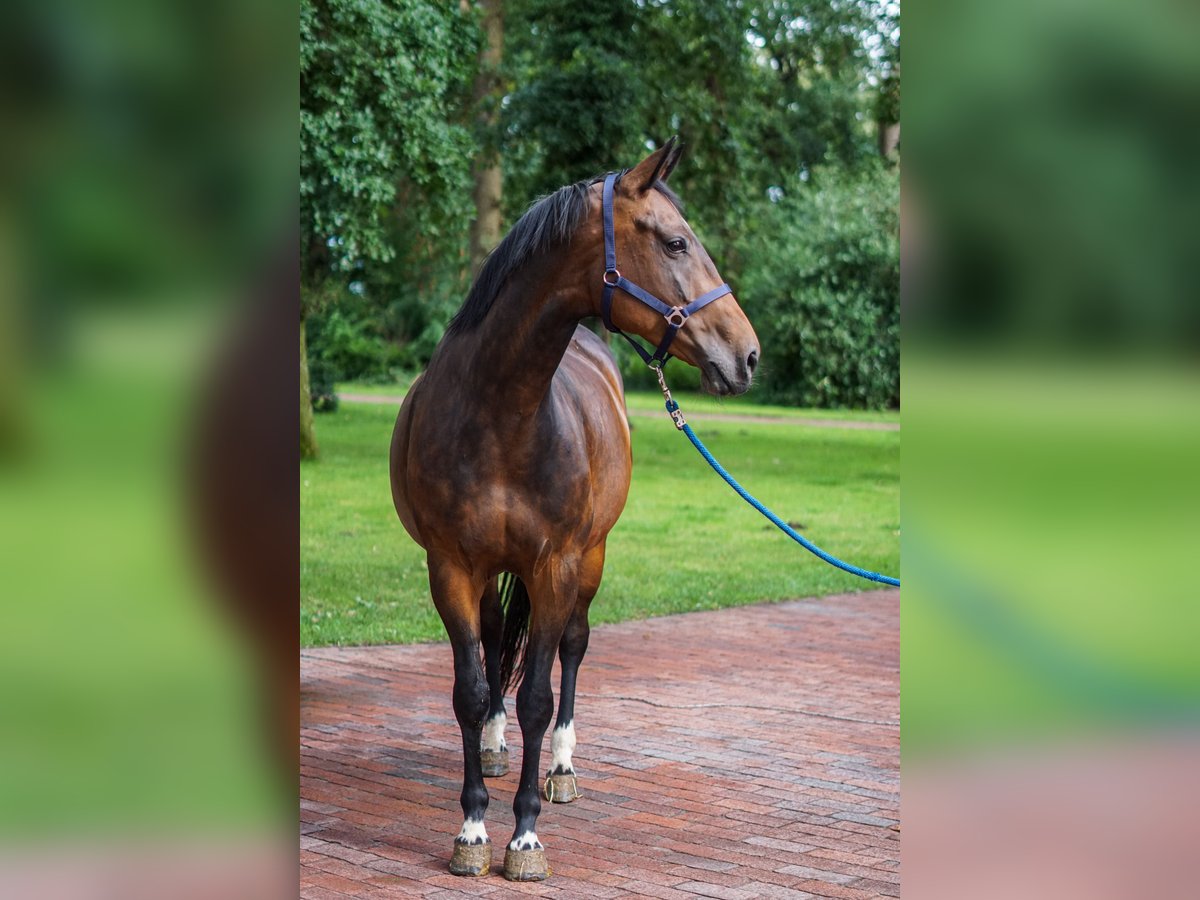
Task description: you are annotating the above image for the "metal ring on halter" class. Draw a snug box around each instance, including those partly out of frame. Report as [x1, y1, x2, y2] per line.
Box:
[602, 268, 621, 286]
[665, 308, 687, 327]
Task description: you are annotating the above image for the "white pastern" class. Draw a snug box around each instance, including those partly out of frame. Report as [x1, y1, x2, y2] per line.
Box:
[508, 830, 543, 851]
[550, 721, 576, 774]
[456, 818, 489, 846]
[481, 711, 507, 752]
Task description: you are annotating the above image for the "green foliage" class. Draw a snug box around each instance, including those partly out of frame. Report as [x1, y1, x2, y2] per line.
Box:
[501, 0, 899, 246]
[497, 0, 900, 408]
[301, 0, 483, 396]
[738, 164, 899, 409]
[638, 1, 897, 259]
[299, 0, 901, 409]
[300, 0, 477, 276]
[306, 285, 407, 386]
[12, 0, 293, 312]
[500, 0, 649, 209]
[301, 395, 898, 646]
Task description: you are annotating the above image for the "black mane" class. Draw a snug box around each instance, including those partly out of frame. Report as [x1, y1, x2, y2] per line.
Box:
[447, 172, 683, 334]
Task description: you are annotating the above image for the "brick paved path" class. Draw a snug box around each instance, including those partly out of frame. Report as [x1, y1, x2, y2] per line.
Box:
[301, 590, 899, 899]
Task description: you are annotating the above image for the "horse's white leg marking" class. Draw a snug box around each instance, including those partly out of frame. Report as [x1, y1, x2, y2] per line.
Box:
[550, 721, 576, 774]
[481, 711, 507, 752]
[509, 830, 543, 851]
[457, 818, 489, 845]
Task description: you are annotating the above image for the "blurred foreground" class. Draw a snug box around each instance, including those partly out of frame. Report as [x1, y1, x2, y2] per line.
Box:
[0, 0, 295, 897]
[905, 0, 1200, 896]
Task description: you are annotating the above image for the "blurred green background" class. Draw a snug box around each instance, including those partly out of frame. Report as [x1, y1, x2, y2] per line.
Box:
[0, 315, 281, 830]
[903, 0, 1200, 753]
[903, 5, 1200, 891]
[0, 0, 294, 847]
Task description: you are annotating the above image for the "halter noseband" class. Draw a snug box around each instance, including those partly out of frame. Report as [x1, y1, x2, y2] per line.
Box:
[599, 173, 732, 367]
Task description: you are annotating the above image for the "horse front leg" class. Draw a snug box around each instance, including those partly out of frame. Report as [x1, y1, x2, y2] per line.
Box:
[428, 559, 493, 877]
[504, 563, 576, 882]
[545, 600, 590, 804]
[546, 541, 603, 804]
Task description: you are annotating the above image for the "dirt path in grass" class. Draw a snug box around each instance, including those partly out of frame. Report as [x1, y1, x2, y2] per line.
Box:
[340, 392, 900, 432]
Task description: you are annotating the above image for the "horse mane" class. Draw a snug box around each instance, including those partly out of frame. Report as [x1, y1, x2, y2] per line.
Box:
[446, 171, 684, 335]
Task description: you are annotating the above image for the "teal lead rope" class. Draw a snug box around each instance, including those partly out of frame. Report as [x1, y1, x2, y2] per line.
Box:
[654, 366, 900, 588]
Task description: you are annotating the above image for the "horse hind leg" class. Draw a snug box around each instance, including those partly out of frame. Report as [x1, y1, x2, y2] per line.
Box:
[429, 561, 494, 877]
[479, 576, 508, 777]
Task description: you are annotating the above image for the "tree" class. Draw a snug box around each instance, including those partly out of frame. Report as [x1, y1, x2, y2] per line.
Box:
[299, 0, 477, 456]
[468, 0, 505, 274]
[299, 311, 319, 459]
[501, 0, 898, 255]
[501, 0, 647, 208]
[737, 163, 899, 408]
[298, 0, 900, 409]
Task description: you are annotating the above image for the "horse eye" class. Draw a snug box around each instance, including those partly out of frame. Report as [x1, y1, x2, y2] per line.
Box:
[665, 238, 687, 254]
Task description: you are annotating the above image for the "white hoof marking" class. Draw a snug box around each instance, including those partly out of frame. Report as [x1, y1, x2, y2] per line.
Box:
[456, 818, 488, 846]
[481, 711, 507, 752]
[550, 721, 576, 774]
[508, 830, 542, 851]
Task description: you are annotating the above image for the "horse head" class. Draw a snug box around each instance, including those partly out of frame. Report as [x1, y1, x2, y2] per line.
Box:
[596, 139, 760, 396]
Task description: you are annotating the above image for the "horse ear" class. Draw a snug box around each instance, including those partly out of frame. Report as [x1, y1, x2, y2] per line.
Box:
[659, 140, 684, 183]
[627, 136, 681, 194]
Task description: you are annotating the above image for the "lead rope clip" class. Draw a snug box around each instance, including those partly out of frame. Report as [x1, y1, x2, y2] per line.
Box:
[653, 363, 686, 430]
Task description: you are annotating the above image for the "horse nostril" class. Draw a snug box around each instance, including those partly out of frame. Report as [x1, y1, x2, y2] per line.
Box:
[746, 349, 759, 373]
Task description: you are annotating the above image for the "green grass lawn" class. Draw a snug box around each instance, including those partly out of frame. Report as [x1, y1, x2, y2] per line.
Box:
[1, 311, 280, 829]
[337, 378, 900, 425]
[301, 387, 899, 647]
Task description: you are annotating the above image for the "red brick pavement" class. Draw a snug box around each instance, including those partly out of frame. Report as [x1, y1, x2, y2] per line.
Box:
[301, 590, 899, 898]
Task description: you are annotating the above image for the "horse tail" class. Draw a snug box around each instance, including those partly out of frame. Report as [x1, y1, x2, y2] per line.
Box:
[498, 573, 531, 694]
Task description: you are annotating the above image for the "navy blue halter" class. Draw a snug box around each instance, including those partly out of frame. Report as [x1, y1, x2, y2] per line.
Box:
[599, 173, 733, 367]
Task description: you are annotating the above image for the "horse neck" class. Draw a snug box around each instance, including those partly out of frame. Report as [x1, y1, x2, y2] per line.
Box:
[440, 253, 592, 420]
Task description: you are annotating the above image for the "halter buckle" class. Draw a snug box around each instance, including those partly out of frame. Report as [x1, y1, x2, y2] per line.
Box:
[602, 268, 621, 287]
[665, 307, 688, 328]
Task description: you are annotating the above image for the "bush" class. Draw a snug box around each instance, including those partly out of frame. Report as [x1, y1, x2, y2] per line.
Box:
[305, 280, 410, 388]
[306, 305, 403, 384]
[736, 165, 899, 409]
[304, 212, 471, 387]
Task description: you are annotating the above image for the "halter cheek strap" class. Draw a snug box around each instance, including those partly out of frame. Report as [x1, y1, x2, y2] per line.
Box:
[599, 173, 732, 367]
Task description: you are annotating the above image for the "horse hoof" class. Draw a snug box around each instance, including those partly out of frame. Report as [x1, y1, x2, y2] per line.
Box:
[503, 847, 549, 881]
[449, 840, 491, 877]
[543, 772, 580, 803]
[480, 748, 508, 777]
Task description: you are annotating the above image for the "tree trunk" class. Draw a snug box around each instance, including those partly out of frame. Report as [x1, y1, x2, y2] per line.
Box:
[468, 0, 504, 275]
[300, 313, 319, 460]
[878, 121, 900, 159]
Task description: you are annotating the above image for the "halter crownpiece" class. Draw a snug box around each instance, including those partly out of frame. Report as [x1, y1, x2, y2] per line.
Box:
[599, 173, 733, 367]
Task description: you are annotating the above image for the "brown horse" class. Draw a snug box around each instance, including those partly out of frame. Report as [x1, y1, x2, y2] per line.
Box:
[390, 140, 760, 881]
